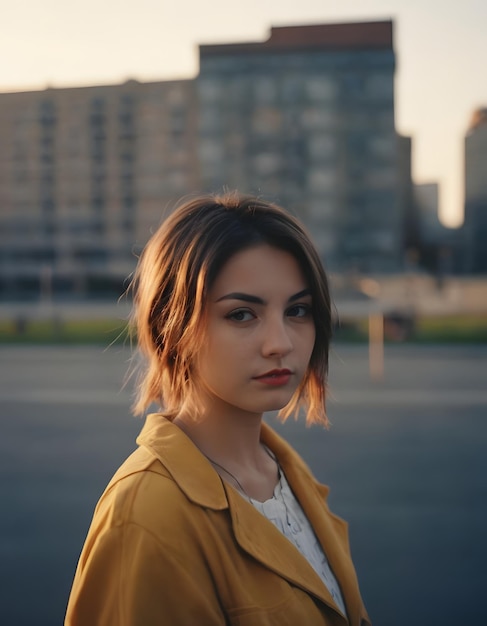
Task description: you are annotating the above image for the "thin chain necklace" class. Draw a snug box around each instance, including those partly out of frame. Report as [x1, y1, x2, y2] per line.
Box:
[204, 456, 248, 495]
[204, 450, 294, 529]
[203, 446, 279, 501]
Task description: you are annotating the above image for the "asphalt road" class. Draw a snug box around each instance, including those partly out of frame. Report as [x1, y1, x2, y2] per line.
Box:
[1, 344, 486, 626]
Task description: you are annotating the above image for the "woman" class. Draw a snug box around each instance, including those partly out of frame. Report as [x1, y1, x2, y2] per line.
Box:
[65, 192, 371, 626]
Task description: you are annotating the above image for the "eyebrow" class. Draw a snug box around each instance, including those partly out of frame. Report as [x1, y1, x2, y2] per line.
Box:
[215, 288, 311, 305]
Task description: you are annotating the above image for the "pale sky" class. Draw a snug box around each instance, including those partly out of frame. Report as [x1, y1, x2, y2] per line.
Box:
[2, 0, 486, 227]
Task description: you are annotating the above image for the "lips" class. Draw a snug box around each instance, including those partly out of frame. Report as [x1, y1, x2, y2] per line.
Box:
[254, 369, 293, 386]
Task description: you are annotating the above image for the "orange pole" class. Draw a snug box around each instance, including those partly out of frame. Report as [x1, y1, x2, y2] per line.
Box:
[369, 312, 384, 382]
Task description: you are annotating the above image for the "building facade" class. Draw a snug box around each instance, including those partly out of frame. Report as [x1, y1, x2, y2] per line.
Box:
[0, 79, 199, 297]
[464, 107, 487, 273]
[198, 21, 402, 272]
[0, 20, 406, 299]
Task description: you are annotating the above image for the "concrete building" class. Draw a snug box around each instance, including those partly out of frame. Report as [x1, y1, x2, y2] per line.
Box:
[464, 107, 487, 273]
[198, 21, 404, 273]
[413, 183, 464, 275]
[0, 79, 199, 297]
[415, 183, 441, 244]
[0, 20, 406, 299]
[397, 134, 419, 259]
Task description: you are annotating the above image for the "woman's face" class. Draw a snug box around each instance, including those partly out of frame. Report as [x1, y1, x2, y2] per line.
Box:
[194, 244, 316, 421]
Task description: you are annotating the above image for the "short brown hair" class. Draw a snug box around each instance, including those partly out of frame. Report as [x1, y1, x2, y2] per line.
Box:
[129, 192, 332, 426]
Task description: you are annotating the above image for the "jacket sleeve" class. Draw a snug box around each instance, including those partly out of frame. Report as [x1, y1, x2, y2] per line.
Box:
[65, 522, 226, 626]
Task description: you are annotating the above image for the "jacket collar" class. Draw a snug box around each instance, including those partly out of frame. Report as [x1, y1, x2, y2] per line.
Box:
[136, 414, 316, 511]
[136, 413, 228, 510]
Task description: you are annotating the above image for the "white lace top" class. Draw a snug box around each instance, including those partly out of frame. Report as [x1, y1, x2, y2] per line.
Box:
[250, 470, 347, 618]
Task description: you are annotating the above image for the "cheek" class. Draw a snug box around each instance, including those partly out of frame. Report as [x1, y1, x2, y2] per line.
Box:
[302, 323, 316, 347]
[303, 327, 316, 362]
[196, 330, 244, 373]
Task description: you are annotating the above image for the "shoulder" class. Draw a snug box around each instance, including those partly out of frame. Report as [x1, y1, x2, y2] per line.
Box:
[93, 447, 202, 543]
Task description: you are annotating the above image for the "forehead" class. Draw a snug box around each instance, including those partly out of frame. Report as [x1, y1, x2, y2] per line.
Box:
[210, 244, 309, 298]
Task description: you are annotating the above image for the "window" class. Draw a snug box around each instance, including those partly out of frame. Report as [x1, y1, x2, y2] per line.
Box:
[305, 76, 337, 102]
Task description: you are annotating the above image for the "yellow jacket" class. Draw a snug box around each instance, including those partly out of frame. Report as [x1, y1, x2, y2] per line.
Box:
[65, 415, 371, 626]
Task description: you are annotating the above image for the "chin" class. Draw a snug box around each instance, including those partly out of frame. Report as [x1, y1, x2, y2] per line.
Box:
[262, 398, 293, 414]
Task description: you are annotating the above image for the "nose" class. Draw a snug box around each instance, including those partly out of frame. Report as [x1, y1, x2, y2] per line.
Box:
[261, 316, 293, 358]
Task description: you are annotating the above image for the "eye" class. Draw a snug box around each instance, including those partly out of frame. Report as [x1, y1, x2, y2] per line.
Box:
[286, 304, 312, 318]
[226, 309, 256, 322]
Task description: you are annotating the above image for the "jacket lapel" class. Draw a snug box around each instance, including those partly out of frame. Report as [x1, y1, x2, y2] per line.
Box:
[260, 424, 368, 626]
[225, 485, 347, 620]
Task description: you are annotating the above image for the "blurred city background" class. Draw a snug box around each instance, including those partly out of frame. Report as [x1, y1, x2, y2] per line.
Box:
[1, 3, 486, 625]
[1, 16, 486, 340]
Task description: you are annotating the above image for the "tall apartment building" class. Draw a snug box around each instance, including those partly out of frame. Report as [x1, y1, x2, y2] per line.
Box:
[464, 107, 487, 273]
[0, 20, 405, 298]
[198, 21, 402, 272]
[0, 79, 199, 297]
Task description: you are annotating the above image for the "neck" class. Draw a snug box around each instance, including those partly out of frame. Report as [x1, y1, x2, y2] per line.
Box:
[173, 404, 279, 501]
[174, 407, 263, 468]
